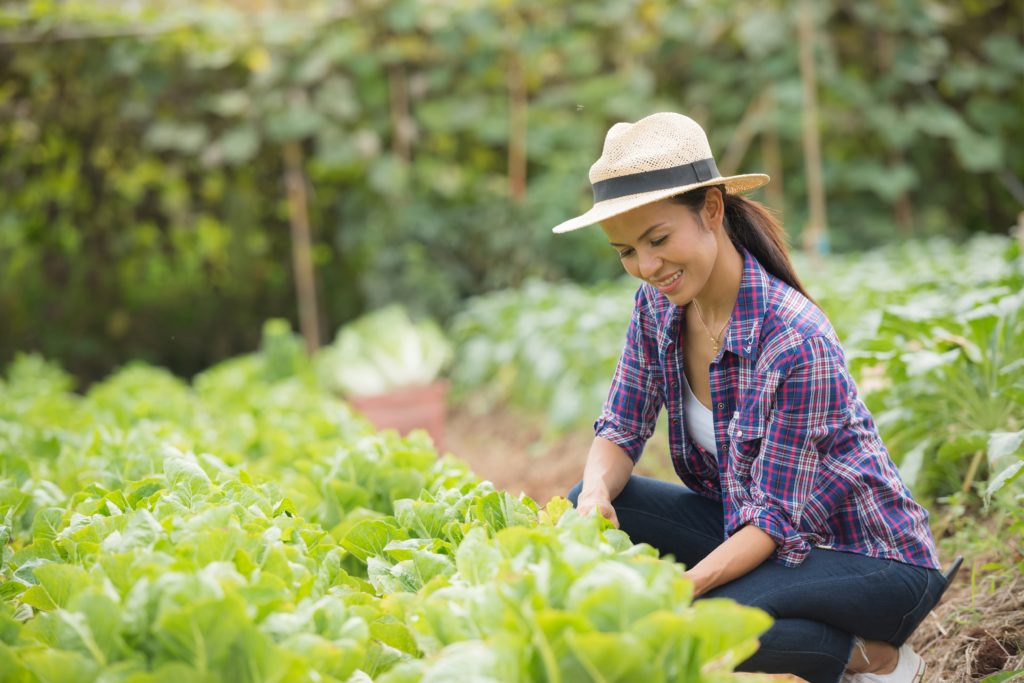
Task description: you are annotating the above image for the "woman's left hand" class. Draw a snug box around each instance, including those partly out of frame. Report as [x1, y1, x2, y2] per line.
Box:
[684, 566, 716, 597]
[684, 525, 778, 596]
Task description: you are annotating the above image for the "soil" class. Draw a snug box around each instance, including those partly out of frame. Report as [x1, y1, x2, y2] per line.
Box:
[442, 403, 1024, 683]
[443, 402, 675, 504]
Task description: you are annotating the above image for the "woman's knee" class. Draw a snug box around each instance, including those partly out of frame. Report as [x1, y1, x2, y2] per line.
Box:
[738, 619, 851, 683]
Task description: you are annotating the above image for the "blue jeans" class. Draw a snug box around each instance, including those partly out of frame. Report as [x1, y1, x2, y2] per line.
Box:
[568, 476, 946, 683]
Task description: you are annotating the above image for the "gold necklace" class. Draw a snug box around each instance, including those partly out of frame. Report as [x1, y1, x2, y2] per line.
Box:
[691, 298, 730, 352]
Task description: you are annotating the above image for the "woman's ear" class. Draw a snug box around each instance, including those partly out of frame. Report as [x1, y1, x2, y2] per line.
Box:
[702, 187, 725, 232]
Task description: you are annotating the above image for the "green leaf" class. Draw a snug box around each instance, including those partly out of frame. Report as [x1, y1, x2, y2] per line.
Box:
[272, 498, 297, 518]
[342, 519, 399, 563]
[30, 508, 64, 542]
[980, 671, 1024, 683]
[20, 648, 98, 683]
[569, 631, 650, 682]
[18, 585, 57, 611]
[454, 527, 500, 585]
[370, 620, 420, 656]
[144, 121, 208, 155]
[394, 499, 450, 539]
[64, 593, 127, 665]
[471, 492, 535, 533]
[988, 430, 1024, 468]
[219, 125, 260, 165]
[32, 564, 89, 609]
[985, 460, 1024, 504]
[163, 451, 212, 497]
[681, 599, 773, 668]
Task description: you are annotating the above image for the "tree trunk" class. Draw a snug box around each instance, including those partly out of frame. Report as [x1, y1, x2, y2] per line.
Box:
[798, 0, 828, 256]
[762, 87, 786, 214]
[507, 50, 528, 202]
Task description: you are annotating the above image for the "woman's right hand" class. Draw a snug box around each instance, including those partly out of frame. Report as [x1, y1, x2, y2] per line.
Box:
[576, 491, 620, 528]
[576, 437, 634, 530]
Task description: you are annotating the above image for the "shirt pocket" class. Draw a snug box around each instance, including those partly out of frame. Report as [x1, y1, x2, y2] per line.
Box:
[726, 408, 767, 483]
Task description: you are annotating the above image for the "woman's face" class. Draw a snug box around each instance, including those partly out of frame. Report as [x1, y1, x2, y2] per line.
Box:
[600, 195, 720, 306]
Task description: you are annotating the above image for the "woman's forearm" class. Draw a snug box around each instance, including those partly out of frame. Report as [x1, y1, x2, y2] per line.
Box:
[576, 437, 635, 527]
[580, 437, 634, 499]
[685, 525, 777, 596]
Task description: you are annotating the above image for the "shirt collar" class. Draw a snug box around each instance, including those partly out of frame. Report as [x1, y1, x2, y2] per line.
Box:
[722, 248, 770, 362]
[654, 248, 771, 362]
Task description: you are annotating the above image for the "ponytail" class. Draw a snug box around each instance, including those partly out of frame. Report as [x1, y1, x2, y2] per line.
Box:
[671, 185, 813, 302]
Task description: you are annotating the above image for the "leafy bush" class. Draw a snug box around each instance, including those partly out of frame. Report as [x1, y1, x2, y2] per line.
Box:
[317, 306, 452, 397]
[449, 278, 634, 431]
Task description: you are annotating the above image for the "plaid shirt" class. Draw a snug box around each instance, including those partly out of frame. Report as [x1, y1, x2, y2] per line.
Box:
[595, 249, 940, 569]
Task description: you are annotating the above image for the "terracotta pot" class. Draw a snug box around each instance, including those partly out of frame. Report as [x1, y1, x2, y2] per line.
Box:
[347, 380, 449, 450]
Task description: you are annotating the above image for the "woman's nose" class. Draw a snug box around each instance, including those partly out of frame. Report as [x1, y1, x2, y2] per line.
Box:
[638, 249, 661, 281]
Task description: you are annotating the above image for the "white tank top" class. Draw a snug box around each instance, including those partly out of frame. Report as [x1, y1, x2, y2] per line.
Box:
[681, 372, 717, 456]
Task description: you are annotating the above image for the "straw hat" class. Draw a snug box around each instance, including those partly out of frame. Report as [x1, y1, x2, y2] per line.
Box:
[551, 112, 770, 234]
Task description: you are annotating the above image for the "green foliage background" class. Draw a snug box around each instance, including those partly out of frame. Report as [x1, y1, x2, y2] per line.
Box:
[1, 0, 1022, 382]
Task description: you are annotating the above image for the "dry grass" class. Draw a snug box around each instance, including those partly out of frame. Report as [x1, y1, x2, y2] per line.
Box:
[911, 569, 1024, 681]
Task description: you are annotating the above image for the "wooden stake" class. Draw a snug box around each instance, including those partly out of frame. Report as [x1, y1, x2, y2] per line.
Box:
[388, 64, 413, 163]
[283, 141, 321, 354]
[507, 50, 528, 202]
[761, 88, 786, 212]
[719, 88, 771, 177]
[797, 0, 828, 256]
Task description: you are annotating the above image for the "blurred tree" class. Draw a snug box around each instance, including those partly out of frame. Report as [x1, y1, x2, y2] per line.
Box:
[0, 0, 1020, 381]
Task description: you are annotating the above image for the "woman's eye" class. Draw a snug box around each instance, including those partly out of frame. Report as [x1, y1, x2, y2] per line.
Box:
[651, 236, 668, 247]
[617, 248, 634, 259]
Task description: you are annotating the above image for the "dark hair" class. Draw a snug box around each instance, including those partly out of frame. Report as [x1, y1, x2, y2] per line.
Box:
[670, 185, 813, 301]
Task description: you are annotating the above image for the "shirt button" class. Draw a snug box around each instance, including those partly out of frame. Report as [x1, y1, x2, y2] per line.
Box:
[737, 430, 743, 437]
[717, 402, 725, 409]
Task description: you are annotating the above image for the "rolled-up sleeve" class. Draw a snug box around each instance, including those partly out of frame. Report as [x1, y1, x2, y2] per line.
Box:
[728, 335, 853, 567]
[593, 285, 664, 463]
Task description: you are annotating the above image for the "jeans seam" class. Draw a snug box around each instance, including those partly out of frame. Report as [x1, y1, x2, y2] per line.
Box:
[613, 505, 724, 545]
[892, 570, 941, 645]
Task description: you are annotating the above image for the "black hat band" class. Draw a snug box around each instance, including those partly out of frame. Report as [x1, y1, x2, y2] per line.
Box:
[591, 158, 721, 202]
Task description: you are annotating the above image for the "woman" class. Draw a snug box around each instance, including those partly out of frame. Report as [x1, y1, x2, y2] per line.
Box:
[554, 113, 945, 683]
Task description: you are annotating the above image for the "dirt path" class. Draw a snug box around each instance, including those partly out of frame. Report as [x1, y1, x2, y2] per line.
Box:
[442, 403, 594, 504]
[443, 403, 675, 504]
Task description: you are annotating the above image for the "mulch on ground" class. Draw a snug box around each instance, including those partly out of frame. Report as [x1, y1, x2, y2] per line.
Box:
[912, 569, 1024, 681]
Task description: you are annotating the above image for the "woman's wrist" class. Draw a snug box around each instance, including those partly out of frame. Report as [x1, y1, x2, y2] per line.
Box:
[685, 560, 723, 596]
[578, 485, 611, 502]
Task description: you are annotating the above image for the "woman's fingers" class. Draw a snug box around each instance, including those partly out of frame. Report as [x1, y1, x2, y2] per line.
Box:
[579, 495, 620, 529]
[598, 501, 620, 529]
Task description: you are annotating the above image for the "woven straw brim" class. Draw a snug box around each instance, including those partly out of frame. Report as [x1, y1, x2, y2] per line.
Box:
[551, 172, 769, 234]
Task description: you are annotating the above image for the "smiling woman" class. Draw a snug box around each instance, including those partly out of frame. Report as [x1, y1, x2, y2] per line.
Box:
[554, 112, 946, 683]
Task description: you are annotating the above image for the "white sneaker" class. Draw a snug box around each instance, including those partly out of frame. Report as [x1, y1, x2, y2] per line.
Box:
[843, 644, 926, 683]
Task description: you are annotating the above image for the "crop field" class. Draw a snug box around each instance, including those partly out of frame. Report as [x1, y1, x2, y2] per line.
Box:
[0, 343, 781, 682]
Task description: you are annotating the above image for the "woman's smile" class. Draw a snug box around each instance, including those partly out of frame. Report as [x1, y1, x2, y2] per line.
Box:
[652, 269, 684, 293]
